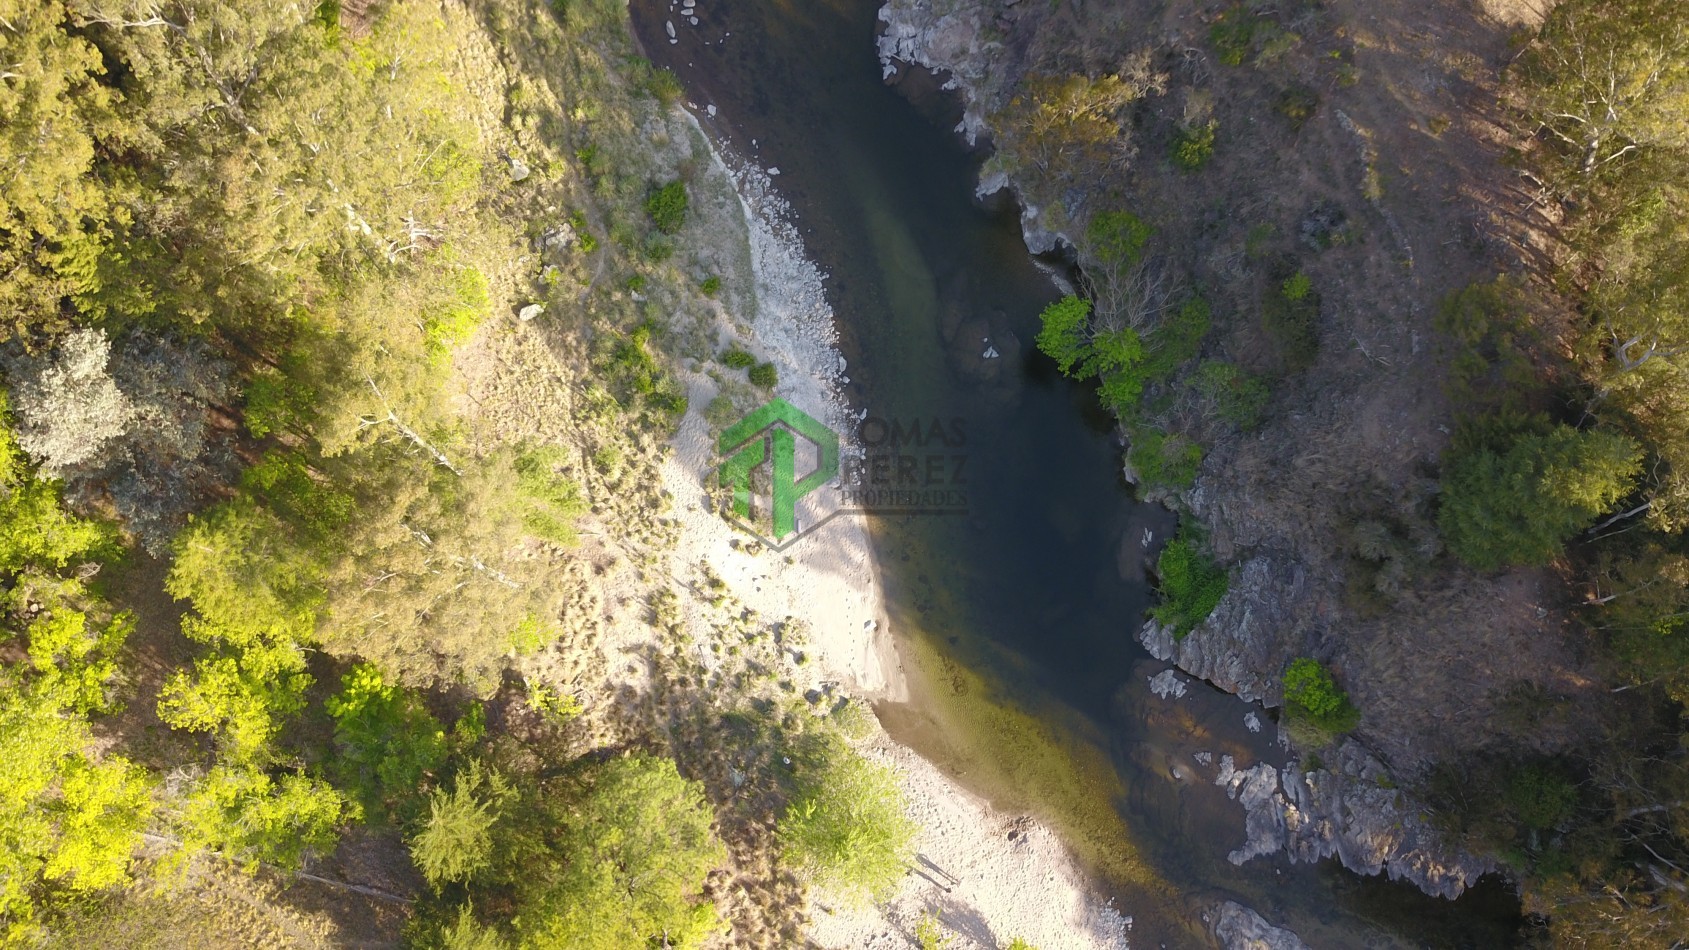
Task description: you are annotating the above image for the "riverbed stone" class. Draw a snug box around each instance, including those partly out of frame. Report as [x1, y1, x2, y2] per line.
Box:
[1207, 901, 1310, 950]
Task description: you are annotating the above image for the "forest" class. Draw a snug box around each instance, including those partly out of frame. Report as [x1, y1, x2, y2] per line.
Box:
[0, 0, 919, 947]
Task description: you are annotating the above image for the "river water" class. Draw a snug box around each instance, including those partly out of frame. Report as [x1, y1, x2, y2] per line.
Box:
[628, 0, 1522, 945]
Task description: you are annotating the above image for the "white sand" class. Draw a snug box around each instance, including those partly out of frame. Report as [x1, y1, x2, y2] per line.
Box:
[667, 111, 1133, 950]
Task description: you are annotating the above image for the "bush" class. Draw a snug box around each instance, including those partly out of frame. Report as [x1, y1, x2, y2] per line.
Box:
[721, 347, 756, 369]
[1172, 120, 1217, 170]
[646, 180, 688, 234]
[1128, 427, 1203, 490]
[700, 275, 721, 296]
[748, 362, 778, 389]
[1194, 361, 1269, 429]
[1086, 210, 1152, 266]
[1209, 6, 1258, 66]
[778, 733, 915, 903]
[408, 760, 512, 887]
[1261, 267, 1321, 371]
[1149, 531, 1228, 637]
[1282, 657, 1361, 741]
[1275, 85, 1320, 129]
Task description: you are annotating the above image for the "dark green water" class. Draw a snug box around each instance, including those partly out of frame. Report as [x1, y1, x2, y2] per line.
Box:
[629, 1, 1523, 946]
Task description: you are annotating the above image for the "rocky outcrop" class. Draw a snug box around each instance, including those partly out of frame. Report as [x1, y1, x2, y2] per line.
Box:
[1205, 902, 1310, 950]
[1137, 555, 1307, 704]
[878, 0, 1498, 907]
[1215, 744, 1494, 900]
[876, 0, 1072, 254]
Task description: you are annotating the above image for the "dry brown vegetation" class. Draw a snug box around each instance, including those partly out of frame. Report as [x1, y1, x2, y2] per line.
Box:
[914, 0, 1620, 773]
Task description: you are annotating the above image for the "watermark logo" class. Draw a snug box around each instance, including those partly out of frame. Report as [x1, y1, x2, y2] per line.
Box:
[716, 398, 969, 549]
[718, 398, 839, 548]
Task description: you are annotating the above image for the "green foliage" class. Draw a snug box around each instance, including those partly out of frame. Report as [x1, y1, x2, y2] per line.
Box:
[423, 267, 493, 360]
[524, 677, 584, 724]
[990, 67, 1164, 182]
[1505, 764, 1578, 831]
[722, 347, 757, 369]
[1282, 658, 1359, 733]
[171, 766, 349, 872]
[915, 913, 954, 950]
[1140, 297, 1211, 381]
[699, 275, 721, 296]
[1149, 531, 1228, 638]
[1520, 0, 1689, 182]
[0, 396, 115, 573]
[748, 362, 779, 389]
[1438, 415, 1643, 569]
[1274, 85, 1320, 129]
[646, 180, 689, 234]
[1086, 210, 1151, 266]
[1261, 266, 1321, 371]
[512, 446, 587, 546]
[778, 732, 916, 903]
[1089, 329, 1149, 415]
[1127, 427, 1203, 490]
[1172, 120, 1217, 170]
[1194, 361, 1269, 430]
[1209, 6, 1260, 67]
[1035, 295, 1095, 376]
[325, 663, 449, 821]
[409, 761, 512, 888]
[513, 754, 724, 950]
[0, 678, 153, 940]
[1435, 278, 1541, 412]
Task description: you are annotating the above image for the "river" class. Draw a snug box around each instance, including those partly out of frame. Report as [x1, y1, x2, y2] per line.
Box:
[628, 0, 1523, 945]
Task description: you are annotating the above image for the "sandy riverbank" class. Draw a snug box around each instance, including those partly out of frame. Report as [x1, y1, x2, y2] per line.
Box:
[663, 112, 1134, 950]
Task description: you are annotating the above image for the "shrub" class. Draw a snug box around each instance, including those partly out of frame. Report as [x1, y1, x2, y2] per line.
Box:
[1261, 267, 1321, 371]
[1282, 657, 1361, 742]
[1149, 531, 1228, 637]
[1086, 210, 1152, 265]
[1172, 120, 1217, 170]
[1209, 6, 1258, 66]
[645, 67, 683, 105]
[1275, 85, 1320, 129]
[700, 275, 721, 296]
[778, 733, 915, 903]
[1194, 361, 1269, 429]
[408, 760, 512, 887]
[748, 362, 778, 389]
[646, 180, 688, 234]
[722, 347, 756, 369]
[1128, 428, 1203, 490]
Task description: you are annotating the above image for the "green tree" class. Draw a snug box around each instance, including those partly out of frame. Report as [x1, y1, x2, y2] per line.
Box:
[778, 733, 915, 904]
[325, 663, 449, 821]
[1035, 295, 1095, 376]
[409, 761, 512, 888]
[170, 766, 348, 872]
[513, 754, 725, 950]
[1439, 417, 1643, 569]
[1521, 0, 1689, 179]
[0, 680, 153, 940]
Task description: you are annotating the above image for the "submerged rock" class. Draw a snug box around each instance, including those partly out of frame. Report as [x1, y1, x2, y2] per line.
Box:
[1206, 901, 1310, 950]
